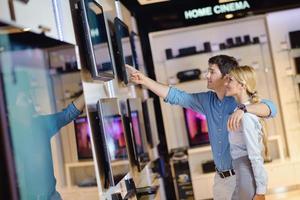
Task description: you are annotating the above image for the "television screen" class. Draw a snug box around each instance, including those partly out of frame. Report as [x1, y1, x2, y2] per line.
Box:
[74, 116, 93, 160]
[130, 111, 143, 155]
[86, 108, 109, 189]
[129, 32, 144, 70]
[127, 98, 149, 171]
[77, 0, 114, 81]
[97, 98, 130, 187]
[183, 108, 209, 147]
[114, 17, 134, 84]
[103, 115, 128, 160]
[142, 98, 160, 148]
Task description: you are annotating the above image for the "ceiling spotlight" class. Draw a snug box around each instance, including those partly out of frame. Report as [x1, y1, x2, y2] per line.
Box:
[225, 14, 234, 19]
[22, 28, 31, 32]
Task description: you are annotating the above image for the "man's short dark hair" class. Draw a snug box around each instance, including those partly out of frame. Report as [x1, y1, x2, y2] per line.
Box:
[208, 55, 238, 77]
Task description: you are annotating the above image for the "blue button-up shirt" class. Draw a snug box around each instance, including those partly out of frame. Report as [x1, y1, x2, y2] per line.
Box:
[15, 103, 81, 200]
[164, 87, 276, 171]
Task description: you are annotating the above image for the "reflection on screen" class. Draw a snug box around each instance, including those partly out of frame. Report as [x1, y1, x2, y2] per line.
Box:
[74, 117, 92, 159]
[184, 108, 209, 146]
[103, 115, 127, 160]
[119, 31, 133, 66]
[130, 32, 144, 70]
[130, 111, 143, 155]
[86, 0, 112, 74]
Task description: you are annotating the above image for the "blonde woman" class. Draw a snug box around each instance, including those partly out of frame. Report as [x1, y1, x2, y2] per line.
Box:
[225, 66, 268, 200]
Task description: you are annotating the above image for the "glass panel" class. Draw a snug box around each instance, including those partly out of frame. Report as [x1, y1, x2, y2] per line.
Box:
[0, 27, 75, 199]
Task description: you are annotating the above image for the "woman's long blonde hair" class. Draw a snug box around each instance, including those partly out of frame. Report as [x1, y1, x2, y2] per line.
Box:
[229, 66, 269, 159]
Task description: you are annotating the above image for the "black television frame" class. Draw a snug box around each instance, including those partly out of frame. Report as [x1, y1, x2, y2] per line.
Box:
[76, 0, 114, 81]
[86, 107, 110, 189]
[96, 98, 130, 187]
[126, 99, 150, 171]
[183, 108, 210, 147]
[129, 31, 139, 70]
[114, 17, 134, 84]
[142, 98, 160, 148]
[74, 115, 93, 160]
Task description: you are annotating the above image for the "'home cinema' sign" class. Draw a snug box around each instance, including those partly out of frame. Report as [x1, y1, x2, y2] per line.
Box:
[184, 0, 250, 20]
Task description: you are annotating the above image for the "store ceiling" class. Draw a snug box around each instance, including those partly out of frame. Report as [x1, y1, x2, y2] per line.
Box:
[120, 0, 300, 32]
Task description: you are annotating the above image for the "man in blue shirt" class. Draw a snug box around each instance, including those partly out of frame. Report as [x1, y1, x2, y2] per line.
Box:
[126, 55, 276, 200]
[13, 93, 84, 200]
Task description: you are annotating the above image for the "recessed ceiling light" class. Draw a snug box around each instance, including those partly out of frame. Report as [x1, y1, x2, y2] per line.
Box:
[225, 14, 234, 19]
[137, 0, 169, 5]
[22, 28, 31, 32]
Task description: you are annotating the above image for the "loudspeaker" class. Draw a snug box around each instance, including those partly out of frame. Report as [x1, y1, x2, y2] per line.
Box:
[177, 69, 201, 82]
[289, 30, 300, 49]
[219, 43, 226, 50]
[243, 35, 251, 44]
[203, 42, 211, 52]
[252, 37, 260, 44]
[226, 38, 234, 47]
[202, 160, 216, 173]
[235, 36, 242, 46]
[165, 48, 173, 59]
[178, 46, 197, 56]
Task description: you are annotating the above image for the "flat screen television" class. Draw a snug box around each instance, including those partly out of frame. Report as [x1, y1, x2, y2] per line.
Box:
[126, 98, 149, 171]
[86, 107, 110, 189]
[74, 116, 93, 160]
[183, 108, 209, 147]
[142, 98, 160, 148]
[77, 0, 114, 81]
[97, 98, 130, 187]
[129, 31, 144, 70]
[114, 17, 134, 84]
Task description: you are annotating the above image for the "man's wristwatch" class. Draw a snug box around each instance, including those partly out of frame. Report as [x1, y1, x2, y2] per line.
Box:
[237, 104, 247, 113]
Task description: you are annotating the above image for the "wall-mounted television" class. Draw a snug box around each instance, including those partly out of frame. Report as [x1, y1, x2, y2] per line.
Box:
[74, 116, 93, 160]
[183, 108, 209, 147]
[76, 0, 114, 81]
[126, 98, 149, 171]
[114, 17, 134, 84]
[142, 98, 160, 148]
[86, 107, 109, 189]
[97, 98, 130, 187]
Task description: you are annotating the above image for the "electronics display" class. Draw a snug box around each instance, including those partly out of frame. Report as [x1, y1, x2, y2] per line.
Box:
[126, 98, 149, 171]
[103, 115, 128, 160]
[177, 69, 201, 82]
[97, 98, 130, 187]
[129, 31, 145, 70]
[142, 98, 160, 148]
[294, 57, 300, 74]
[166, 34, 262, 60]
[114, 17, 134, 84]
[86, 107, 108, 189]
[74, 116, 93, 160]
[170, 149, 194, 199]
[289, 30, 300, 49]
[183, 108, 209, 147]
[77, 0, 114, 81]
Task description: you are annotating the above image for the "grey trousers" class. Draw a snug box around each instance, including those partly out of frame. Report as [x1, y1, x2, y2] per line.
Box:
[232, 156, 256, 200]
[213, 172, 236, 200]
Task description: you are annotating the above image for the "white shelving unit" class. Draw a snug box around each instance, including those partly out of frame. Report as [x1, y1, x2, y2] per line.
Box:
[65, 161, 95, 187]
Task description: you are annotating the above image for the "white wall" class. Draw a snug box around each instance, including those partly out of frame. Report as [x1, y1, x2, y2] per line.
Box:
[266, 8, 300, 159]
